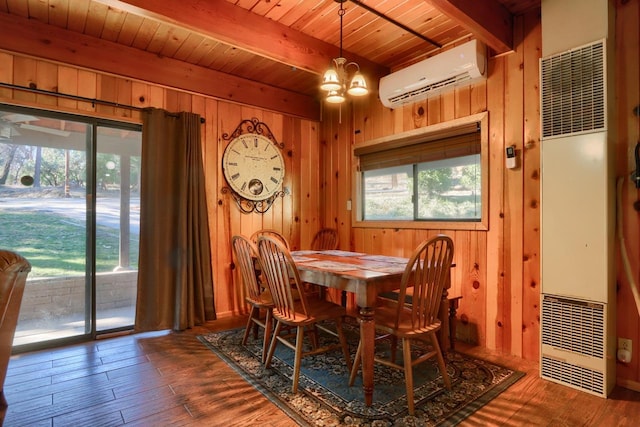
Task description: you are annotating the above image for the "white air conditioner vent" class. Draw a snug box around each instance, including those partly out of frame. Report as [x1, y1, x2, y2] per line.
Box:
[379, 40, 486, 109]
[540, 294, 610, 397]
[541, 296, 604, 358]
[540, 356, 604, 395]
[541, 40, 605, 138]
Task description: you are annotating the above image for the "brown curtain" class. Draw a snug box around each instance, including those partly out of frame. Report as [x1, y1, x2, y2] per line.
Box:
[135, 108, 216, 332]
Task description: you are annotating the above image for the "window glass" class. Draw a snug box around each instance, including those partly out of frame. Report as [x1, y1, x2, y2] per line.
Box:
[416, 154, 481, 220]
[363, 165, 413, 220]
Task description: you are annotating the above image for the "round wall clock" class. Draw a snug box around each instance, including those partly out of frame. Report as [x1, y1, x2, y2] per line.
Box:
[222, 133, 285, 202]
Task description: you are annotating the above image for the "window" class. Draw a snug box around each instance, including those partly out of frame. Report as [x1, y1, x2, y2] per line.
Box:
[354, 113, 488, 230]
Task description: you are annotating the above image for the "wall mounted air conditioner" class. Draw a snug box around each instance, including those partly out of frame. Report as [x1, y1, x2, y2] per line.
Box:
[378, 39, 486, 109]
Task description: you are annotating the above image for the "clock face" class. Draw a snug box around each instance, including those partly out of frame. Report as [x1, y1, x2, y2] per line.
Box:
[222, 133, 285, 201]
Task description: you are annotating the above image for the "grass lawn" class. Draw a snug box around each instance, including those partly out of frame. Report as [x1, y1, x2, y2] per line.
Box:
[0, 209, 139, 277]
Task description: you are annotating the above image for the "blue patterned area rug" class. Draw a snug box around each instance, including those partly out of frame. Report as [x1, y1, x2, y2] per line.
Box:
[198, 324, 523, 426]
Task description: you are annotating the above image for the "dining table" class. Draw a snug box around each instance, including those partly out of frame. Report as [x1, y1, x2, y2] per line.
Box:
[290, 249, 453, 407]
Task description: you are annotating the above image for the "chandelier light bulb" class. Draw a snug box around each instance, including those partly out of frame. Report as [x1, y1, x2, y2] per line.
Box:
[326, 90, 346, 104]
[321, 68, 341, 92]
[347, 72, 368, 96]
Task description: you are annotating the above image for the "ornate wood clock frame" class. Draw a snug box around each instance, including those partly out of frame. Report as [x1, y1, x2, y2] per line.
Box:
[221, 118, 288, 214]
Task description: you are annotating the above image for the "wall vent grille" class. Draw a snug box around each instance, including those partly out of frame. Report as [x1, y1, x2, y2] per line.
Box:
[540, 295, 607, 397]
[541, 295, 605, 358]
[387, 72, 473, 105]
[540, 356, 604, 396]
[541, 40, 605, 138]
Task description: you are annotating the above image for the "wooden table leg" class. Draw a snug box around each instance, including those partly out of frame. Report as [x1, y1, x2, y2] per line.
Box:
[437, 293, 450, 351]
[448, 296, 462, 350]
[358, 306, 375, 406]
[437, 267, 453, 351]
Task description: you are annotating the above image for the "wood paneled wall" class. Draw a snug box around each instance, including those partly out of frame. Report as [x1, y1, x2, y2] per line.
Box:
[1, 2, 639, 390]
[320, 4, 640, 390]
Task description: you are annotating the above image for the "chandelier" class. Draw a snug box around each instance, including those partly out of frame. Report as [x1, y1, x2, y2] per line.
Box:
[320, 0, 368, 104]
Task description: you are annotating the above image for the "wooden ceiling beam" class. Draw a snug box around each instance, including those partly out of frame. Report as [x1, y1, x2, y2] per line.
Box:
[0, 13, 319, 121]
[427, 0, 514, 54]
[93, 0, 389, 78]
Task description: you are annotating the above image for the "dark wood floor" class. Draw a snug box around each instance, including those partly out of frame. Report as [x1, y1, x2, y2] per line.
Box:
[2, 316, 640, 426]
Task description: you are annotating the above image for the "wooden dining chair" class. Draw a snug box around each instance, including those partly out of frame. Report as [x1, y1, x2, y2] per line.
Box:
[231, 235, 274, 364]
[348, 234, 454, 415]
[250, 229, 290, 250]
[310, 228, 339, 250]
[257, 235, 352, 394]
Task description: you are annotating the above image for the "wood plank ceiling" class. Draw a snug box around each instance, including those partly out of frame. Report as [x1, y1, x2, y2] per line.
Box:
[0, 0, 541, 118]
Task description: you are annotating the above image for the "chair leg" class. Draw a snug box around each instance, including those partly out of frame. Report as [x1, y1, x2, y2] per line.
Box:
[431, 332, 451, 389]
[292, 325, 305, 393]
[390, 335, 398, 364]
[242, 306, 258, 345]
[402, 338, 415, 416]
[308, 325, 319, 350]
[348, 340, 362, 386]
[265, 321, 283, 368]
[261, 309, 273, 364]
[335, 318, 352, 371]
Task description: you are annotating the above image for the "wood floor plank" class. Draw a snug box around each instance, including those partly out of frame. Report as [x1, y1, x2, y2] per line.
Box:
[55, 385, 180, 427]
[3, 375, 52, 399]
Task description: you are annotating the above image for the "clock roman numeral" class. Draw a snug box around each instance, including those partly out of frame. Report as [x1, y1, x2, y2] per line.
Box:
[254, 137, 259, 147]
[270, 154, 279, 160]
[228, 162, 238, 166]
[270, 176, 279, 184]
[241, 139, 248, 149]
[231, 173, 240, 180]
[273, 166, 281, 171]
[241, 182, 247, 191]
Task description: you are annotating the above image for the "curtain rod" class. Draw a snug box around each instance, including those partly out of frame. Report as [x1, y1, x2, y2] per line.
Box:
[0, 82, 206, 123]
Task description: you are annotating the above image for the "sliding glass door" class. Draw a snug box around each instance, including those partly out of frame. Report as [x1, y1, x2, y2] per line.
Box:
[0, 105, 141, 349]
[95, 125, 141, 332]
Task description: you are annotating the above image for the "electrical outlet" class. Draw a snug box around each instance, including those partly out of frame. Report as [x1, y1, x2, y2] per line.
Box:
[618, 338, 633, 363]
[618, 338, 632, 352]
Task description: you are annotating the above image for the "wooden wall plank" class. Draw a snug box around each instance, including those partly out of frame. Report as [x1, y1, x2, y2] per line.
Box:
[281, 115, 297, 248]
[216, 101, 243, 318]
[521, 10, 542, 361]
[484, 52, 506, 351]
[57, 66, 78, 110]
[115, 78, 133, 119]
[504, 14, 525, 357]
[35, 61, 58, 106]
[12, 56, 36, 103]
[76, 69, 97, 112]
[299, 116, 318, 248]
[0, 51, 14, 99]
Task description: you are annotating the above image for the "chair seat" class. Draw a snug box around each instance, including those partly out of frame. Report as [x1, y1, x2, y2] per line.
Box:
[246, 289, 274, 308]
[373, 305, 442, 337]
[273, 299, 347, 327]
